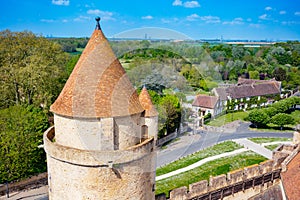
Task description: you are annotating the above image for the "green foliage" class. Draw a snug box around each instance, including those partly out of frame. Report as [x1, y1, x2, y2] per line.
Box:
[248, 109, 270, 127]
[271, 113, 295, 129]
[65, 54, 80, 76]
[0, 105, 48, 183]
[158, 94, 182, 136]
[0, 30, 69, 109]
[249, 70, 259, 79]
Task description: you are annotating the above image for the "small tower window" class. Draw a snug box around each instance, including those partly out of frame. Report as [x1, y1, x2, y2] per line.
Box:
[141, 125, 148, 141]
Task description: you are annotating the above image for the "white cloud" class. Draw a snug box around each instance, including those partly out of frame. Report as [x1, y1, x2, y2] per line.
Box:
[279, 10, 286, 15]
[142, 15, 153, 20]
[265, 6, 272, 11]
[62, 19, 68, 23]
[282, 21, 300, 25]
[74, 16, 91, 22]
[184, 1, 200, 8]
[87, 9, 115, 21]
[41, 19, 55, 23]
[200, 15, 221, 23]
[52, 0, 69, 6]
[249, 23, 261, 28]
[172, 0, 200, 8]
[172, 0, 182, 6]
[161, 18, 179, 24]
[223, 17, 244, 25]
[259, 14, 268, 20]
[247, 18, 252, 22]
[295, 12, 300, 16]
[186, 14, 200, 21]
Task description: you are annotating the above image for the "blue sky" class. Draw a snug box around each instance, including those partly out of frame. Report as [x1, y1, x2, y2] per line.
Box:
[1, 0, 300, 40]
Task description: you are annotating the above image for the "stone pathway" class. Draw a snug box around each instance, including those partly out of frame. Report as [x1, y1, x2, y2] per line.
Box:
[233, 138, 273, 159]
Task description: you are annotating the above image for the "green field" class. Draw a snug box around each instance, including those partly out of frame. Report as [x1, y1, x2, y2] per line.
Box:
[206, 111, 249, 127]
[156, 141, 242, 176]
[155, 151, 267, 197]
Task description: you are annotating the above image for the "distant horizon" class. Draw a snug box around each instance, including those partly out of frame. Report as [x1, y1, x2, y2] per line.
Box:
[1, 0, 300, 41]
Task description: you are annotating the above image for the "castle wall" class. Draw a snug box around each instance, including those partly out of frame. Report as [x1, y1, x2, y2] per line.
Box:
[156, 160, 284, 200]
[54, 114, 114, 151]
[44, 127, 156, 200]
[114, 113, 142, 150]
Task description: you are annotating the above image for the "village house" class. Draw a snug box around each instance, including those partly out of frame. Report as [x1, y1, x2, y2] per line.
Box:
[212, 78, 281, 112]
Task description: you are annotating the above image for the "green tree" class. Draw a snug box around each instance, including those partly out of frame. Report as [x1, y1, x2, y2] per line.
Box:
[0, 105, 48, 183]
[249, 71, 259, 79]
[273, 67, 287, 81]
[0, 30, 68, 109]
[158, 94, 181, 137]
[248, 109, 270, 128]
[271, 113, 295, 130]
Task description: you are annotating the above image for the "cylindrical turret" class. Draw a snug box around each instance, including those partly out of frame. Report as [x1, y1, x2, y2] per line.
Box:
[44, 18, 156, 200]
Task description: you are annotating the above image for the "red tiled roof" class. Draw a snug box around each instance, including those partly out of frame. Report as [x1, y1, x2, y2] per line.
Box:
[139, 87, 158, 117]
[50, 24, 144, 118]
[192, 95, 219, 109]
[281, 151, 300, 200]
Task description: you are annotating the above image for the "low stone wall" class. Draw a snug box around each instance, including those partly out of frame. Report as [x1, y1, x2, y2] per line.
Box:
[0, 173, 48, 196]
[157, 131, 177, 146]
[155, 160, 282, 200]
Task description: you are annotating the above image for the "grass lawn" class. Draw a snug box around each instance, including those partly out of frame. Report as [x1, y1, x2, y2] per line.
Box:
[265, 144, 280, 151]
[206, 111, 249, 127]
[155, 151, 267, 197]
[248, 137, 292, 144]
[156, 141, 242, 176]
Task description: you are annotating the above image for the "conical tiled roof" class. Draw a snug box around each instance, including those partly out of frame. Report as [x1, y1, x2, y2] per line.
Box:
[50, 19, 144, 118]
[139, 87, 158, 117]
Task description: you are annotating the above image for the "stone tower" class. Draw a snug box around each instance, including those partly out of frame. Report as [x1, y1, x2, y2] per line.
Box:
[43, 18, 157, 200]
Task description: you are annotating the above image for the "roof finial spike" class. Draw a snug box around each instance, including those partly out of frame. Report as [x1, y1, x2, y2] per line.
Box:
[95, 17, 101, 30]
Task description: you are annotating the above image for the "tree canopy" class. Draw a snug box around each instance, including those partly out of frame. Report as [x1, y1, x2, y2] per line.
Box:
[0, 30, 69, 109]
[0, 105, 48, 182]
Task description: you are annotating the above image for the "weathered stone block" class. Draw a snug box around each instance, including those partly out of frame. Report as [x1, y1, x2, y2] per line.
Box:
[209, 174, 227, 190]
[169, 186, 187, 200]
[259, 160, 273, 174]
[188, 180, 208, 198]
[227, 169, 244, 184]
[244, 164, 260, 179]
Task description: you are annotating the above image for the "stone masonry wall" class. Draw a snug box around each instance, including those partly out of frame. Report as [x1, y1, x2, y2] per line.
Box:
[156, 159, 282, 200]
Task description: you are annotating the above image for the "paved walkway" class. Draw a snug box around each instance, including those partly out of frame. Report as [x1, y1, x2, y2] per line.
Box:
[233, 138, 273, 159]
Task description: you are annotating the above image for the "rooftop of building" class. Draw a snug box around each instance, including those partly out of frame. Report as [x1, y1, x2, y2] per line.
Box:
[50, 17, 144, 118]
[214, 78, 281, 100]
[192, 95, 219, 109]
[139, 86, 158, 117]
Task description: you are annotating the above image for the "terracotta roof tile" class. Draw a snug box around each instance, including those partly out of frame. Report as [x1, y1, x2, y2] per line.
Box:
[139, 87, 158, 117]
[192, 95, 219, 109]
[50, 25, 144, 118]
[281, 151, 300, 200]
